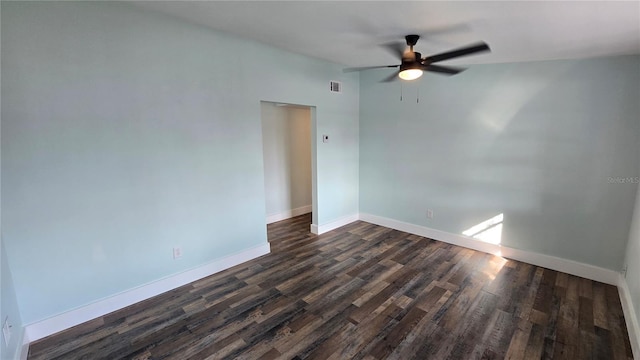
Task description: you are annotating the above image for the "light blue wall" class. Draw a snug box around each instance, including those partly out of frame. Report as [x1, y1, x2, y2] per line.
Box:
[3, 0, 637, 340]
[1, 2, 359, 324]
[0, 4, 22, 357]
[1, 239, 23, 360]
[360, 56, 640, 270]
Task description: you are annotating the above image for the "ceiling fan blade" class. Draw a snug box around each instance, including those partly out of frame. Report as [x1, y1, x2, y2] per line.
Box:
[381, 41, 407, 60]
[423, 64, 465, 75]
[380, 70, 400, 82]
[343, 65, 399, 73]
[422, 42, 490, 64]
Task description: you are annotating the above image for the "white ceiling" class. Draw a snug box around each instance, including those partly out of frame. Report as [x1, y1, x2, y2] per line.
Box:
[134, 1, 640, 67]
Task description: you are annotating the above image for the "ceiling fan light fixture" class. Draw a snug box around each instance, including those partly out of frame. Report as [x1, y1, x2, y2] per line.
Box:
[398, 68, 423, 81]
[347, 34, 490, 83]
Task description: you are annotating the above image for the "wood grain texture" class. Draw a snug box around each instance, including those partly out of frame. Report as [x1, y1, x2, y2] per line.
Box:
[28, 214, 633, 359]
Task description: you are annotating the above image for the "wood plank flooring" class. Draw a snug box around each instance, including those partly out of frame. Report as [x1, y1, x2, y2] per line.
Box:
[28, 214, 633, 359]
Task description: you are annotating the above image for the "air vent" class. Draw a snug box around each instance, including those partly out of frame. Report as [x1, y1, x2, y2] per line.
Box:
[330, 81, 342, 93]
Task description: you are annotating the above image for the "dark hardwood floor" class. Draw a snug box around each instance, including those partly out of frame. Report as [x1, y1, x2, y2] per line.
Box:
[28, 214, 633, 359]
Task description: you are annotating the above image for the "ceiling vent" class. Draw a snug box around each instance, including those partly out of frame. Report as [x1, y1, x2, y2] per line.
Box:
[330, 81, 342, 93]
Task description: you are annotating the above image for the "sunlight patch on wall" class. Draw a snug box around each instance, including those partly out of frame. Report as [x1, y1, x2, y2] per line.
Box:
[472, 63, 571, 133]
[462, 213, 504, 245]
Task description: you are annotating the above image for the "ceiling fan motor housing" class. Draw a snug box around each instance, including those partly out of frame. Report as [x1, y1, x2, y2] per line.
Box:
[400, 52, 423, 69]
[405, 34, 420, 46]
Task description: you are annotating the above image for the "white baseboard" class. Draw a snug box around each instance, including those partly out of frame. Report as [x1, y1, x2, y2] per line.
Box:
[310, 213, 359, 235]
[19, 213, 633, 355]
[24, 243, 270, 343]
[266, 205, 312, 224]
[618, 275, 640, 359]
[359, 213, 619, 285]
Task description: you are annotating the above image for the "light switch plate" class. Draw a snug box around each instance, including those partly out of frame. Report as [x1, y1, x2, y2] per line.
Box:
[3, 317, 11, 346]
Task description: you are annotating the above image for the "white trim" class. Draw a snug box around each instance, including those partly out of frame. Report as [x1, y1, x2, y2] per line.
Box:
[19, 329, 28, 360]
[310, 213, 359, 235]
[359, 213, 619, 285]
[618, 275, 640, 359]
[266, 205, 312, 224]
[24, 243, 270, 343]
[499, 245, 619, 285]
[5, 327, 28, 360]
[19, 214, 633, 353]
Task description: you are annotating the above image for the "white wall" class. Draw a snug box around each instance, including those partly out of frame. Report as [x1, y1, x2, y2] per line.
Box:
[261, 103, 312, 222]
[624, 164, 640, 352]
[1, 2, 359, 325]
[360, 56, 640, 271]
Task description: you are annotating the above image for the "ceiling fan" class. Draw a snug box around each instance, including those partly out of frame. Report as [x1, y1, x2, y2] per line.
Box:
[346, 35, 491, 81]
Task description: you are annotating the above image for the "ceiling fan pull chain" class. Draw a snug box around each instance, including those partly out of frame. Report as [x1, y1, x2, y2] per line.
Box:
[417, 86, 420, 103]
[400, 83, 403, 101]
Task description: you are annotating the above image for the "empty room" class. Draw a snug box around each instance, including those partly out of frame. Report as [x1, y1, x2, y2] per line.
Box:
[1, 1, 640, 359]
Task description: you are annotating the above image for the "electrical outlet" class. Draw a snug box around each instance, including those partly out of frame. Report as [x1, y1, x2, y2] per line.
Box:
[426, 209, 434, 219]
[173, 247, 182, 259]
[322, 135, 329, 143]
[3, 317, 11, 347]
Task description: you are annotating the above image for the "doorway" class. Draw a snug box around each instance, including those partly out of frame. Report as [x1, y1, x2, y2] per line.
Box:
[260, 102, 315, 230]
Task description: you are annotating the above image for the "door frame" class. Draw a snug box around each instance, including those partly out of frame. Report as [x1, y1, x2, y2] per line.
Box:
[259, 101, 318, 232]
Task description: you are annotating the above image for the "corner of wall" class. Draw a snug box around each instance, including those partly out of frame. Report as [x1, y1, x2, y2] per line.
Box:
[18, 329, 28, 360]
[359, 212, 640, 354]
[621, 170, 640, 358]
[618, 274, 640, 359]
[313, 213, 359, 235]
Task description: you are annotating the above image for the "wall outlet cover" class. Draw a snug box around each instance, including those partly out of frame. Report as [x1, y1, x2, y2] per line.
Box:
[173, 247, 182, 259]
